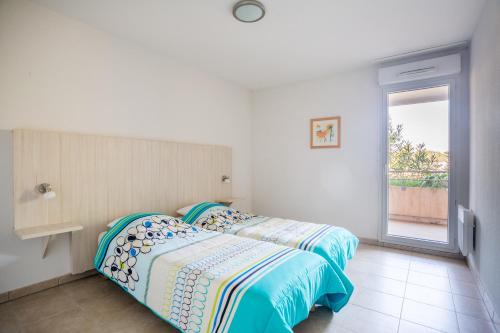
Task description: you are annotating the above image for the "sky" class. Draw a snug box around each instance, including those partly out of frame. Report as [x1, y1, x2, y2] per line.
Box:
[389, 101, 449, 152]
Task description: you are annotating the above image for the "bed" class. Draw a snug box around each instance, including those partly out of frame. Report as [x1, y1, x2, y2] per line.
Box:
[180, 203, 359, 274]
[95, 213, 353, 333]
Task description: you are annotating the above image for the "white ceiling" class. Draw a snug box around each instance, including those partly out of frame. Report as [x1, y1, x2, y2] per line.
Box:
[32, 0, 485, 90]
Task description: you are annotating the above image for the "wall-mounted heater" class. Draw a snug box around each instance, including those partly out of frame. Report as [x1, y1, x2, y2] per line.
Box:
[458, 205, 474, 256]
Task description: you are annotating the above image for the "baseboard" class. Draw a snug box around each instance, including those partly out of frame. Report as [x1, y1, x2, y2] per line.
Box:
[467, 255, 500, 324]
[0, 269, 98, 304]
[358, 237, 465, 260]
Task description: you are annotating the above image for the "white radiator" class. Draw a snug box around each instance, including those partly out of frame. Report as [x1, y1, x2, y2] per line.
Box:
[458, 205, 474, 256]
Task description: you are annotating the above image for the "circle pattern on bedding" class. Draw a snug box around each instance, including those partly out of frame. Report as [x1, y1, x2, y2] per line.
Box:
[194, 208, 256, 232]
[103, 215, 201, 290]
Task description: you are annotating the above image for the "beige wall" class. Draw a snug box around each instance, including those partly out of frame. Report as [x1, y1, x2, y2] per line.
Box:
[252, 67, 381, 239]
[469, 0, 500, 320]
[0, 0, 252, 293]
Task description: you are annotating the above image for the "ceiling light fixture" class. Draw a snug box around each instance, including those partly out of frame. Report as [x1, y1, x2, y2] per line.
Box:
[233, 0, 265, 23]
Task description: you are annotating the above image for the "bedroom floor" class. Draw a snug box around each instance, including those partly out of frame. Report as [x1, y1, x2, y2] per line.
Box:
[0, 244, 497, 333]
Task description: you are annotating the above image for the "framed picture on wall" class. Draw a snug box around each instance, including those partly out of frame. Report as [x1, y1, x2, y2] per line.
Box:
[310, 116, 341, 148]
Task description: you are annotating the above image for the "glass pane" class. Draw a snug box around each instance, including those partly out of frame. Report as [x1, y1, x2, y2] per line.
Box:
[387, 86, 449, 243]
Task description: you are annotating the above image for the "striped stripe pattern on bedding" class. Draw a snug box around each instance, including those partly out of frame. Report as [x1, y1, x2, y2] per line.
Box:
[182, 203, 359, 270]
[95, 213, 352, 333]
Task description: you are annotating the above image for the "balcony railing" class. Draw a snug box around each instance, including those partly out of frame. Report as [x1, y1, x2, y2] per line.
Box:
[388, 170, 448, 189]
[388, 170, 448, 225]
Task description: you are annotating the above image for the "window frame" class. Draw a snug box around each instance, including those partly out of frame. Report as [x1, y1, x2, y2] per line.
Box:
[378, 49, 470, 253]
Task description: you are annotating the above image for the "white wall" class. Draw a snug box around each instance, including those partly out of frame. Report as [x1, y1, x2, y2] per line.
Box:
[0, 0, 252, 293]
[469, 0, 500, 320]
[252, 67, 381, 239]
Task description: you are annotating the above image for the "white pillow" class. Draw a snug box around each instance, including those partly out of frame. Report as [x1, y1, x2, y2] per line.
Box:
[107, 216, 125, 228]
[176, 203, 199, 216]
[98, 231, 107, 244]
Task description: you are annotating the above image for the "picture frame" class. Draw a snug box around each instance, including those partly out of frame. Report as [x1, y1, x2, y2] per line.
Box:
[310, 116, 341, 148]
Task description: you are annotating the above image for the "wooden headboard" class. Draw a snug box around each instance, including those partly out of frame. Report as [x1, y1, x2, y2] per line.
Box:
[12, 129, 231, 273]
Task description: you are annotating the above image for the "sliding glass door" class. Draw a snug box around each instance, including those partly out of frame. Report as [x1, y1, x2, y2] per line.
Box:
[381, 79, 464, 252]
[387, 85, 450, 242]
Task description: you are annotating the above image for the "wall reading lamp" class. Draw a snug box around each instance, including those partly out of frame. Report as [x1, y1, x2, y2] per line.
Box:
[38, 183, 56, 200]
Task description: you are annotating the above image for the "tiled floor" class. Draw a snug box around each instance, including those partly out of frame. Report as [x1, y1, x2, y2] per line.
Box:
[295, 244, 498, 333]
[1, 244, 498, 333]
[388, 220, 448, 242]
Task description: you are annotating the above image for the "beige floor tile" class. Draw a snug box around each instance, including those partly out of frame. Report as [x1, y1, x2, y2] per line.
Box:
[59, 275, 117, 304]
[21, 309, 94, 333]
[294, 306, 354, 333]
[447, 266, 474, 283]
[404, 284, 455, 311]
[409, 261, 448, 277]
[108, 302, 177, 332]
[453, 294, 491, 320]
[348, 271, 406, 297]
[351, 287, 403, 317]
[78, 285, 137, 319]
[142, 318, 181, 333]
[456, 313, 497, 333]
[8, 287, 81, 325]
[355, 251, 411, 270]
[347, 259, 408, 282]
[409, 254, 466, 270]
[332, 304, 400, 333]
[401, 300, 459, 333]
[356, 256, 411, 270]
[0, 302, 21, 333]
[398, 320, 441, 333]
[355, 245, 412, 262]
[407, 271, 451, 292]
[449, 279, 481, 299]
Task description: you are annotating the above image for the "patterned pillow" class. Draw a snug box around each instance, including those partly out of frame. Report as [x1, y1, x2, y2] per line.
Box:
[194, 208, 256, 232]
[102, 215, 201, 290]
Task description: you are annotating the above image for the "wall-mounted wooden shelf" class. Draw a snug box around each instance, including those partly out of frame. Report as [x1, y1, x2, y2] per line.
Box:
[15, 223, 83, 240]
[15, 223, 83, 258]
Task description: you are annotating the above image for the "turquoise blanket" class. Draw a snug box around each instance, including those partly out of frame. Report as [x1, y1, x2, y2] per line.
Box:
[95, 213, 352, 333]
[182, 203, 358, 295]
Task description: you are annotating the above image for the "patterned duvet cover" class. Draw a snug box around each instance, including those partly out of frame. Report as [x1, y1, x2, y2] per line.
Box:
[95, 213, 353, 333]
[182, 203, 359, 271]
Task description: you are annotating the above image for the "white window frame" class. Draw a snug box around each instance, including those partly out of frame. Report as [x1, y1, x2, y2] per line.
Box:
[378, 49, 469, 253]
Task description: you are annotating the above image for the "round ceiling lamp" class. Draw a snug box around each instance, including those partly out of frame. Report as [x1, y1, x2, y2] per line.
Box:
[233, 0, 266, 23]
